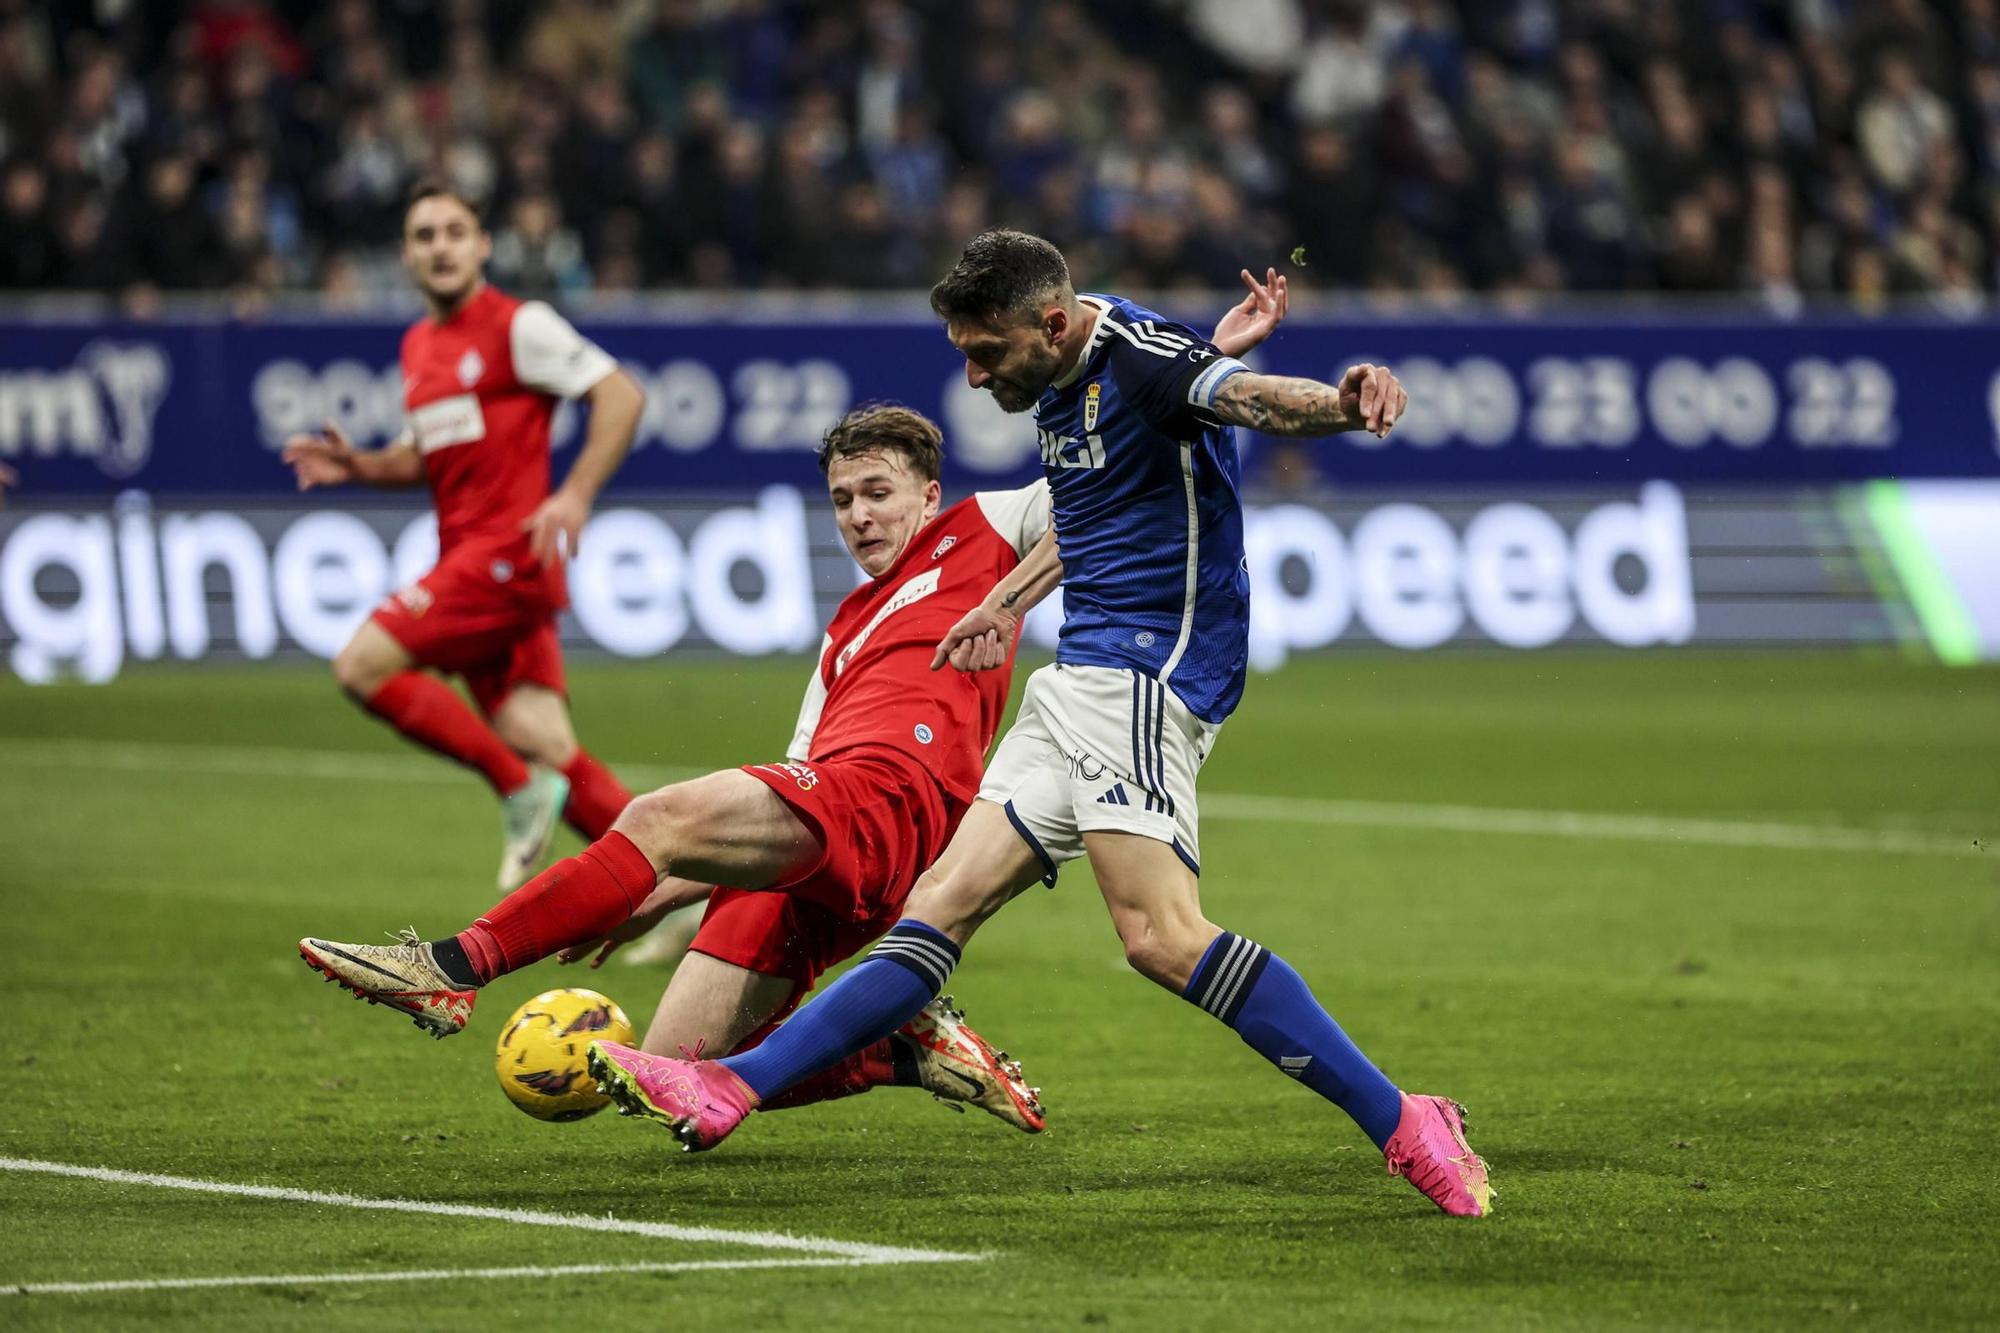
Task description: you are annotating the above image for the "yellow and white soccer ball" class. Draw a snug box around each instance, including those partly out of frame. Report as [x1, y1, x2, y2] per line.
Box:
[493, 988, 635, 1122]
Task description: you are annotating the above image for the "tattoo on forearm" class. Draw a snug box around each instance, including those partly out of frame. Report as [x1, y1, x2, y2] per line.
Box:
[1215, 374, 1350, 436]
[1002, 589, 1023, 608]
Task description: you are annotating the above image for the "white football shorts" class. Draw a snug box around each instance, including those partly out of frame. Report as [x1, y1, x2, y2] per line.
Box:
[978, 663, 1222, 883]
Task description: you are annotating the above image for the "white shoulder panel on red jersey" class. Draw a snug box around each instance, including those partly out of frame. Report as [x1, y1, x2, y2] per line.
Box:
[972, 478, 1053, 558]
[509, 301, 619, 399]
[785, 632, 833, 761]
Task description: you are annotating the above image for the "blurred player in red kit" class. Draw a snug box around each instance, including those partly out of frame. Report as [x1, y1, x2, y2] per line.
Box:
[283, 181, 645, 892]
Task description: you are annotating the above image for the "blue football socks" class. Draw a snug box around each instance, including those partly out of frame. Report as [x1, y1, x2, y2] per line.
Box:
[1183, 932, 1404, 1148]
[721, 920, 959, 1101]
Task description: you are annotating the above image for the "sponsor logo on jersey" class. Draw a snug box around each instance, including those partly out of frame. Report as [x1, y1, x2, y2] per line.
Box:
[1083, 381, 1101, 431]
[457, 348, 485, 387]
[931, 535, 957, 560]
[1036, 429, 1106, 470]
[914, 723, 933, 744]
[409, 393, 486, 452]
[1134, 630, 1156, 647]
[490, 559, 513, 583]
[393, 583, 433, 616]
[833, 567, 942, 677]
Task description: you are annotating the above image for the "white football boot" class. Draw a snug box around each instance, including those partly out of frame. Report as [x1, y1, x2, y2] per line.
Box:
[899, 996, 1046, 1132]
[498, 768, 569, 893]
[298, 930, 476, 1038]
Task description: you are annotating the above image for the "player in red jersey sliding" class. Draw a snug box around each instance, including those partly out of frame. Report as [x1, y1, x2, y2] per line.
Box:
[298, 275, 1288, 1133]
[283, 181, 644, 893]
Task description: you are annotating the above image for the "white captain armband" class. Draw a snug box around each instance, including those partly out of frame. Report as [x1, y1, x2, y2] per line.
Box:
[1186, 355, 1249, 411]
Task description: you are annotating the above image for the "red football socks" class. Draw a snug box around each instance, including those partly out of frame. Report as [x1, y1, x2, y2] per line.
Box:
[456, 831, 658, 982]
[362, 672, 529, 796]
[559, 749, 633, 840]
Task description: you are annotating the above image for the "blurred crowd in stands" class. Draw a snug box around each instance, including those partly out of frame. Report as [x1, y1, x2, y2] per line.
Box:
[1, 0, 1996, 312]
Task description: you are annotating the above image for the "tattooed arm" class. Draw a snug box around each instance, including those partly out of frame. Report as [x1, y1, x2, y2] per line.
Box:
[1209, 362, 1407, 438]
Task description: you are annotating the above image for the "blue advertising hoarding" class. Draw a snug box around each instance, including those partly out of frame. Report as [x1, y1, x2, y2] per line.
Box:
[1, 308, 1997, 495]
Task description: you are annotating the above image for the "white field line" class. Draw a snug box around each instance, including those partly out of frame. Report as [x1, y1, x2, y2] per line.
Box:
[1198, 792, 1979, 859]
[8, 1257, 899, 1297]
[6, 735, 1980, 859]
[0, 1157, 984, 1298]
[0, 737, 697, 788]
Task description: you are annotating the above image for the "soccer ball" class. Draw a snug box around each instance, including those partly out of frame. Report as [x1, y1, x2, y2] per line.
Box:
[493, 988, 636, 1122]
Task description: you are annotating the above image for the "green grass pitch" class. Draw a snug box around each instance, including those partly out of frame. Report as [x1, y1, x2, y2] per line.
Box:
[1, 652, 1995, 1329]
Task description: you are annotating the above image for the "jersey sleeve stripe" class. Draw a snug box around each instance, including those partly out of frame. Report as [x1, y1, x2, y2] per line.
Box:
[1102, 318, 1186, 359]
[1187, 357, 1248, 409]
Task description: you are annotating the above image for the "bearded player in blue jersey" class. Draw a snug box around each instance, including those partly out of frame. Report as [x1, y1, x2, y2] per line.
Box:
[587, 230, 1492, 1217]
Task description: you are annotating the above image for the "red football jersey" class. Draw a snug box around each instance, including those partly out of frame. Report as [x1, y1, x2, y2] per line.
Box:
[398, 284, 616, 562]
[786, 482, 1052, 805]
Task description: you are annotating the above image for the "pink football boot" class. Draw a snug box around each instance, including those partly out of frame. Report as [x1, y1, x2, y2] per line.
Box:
[1383, 1093, 1494, 1217]
[586, 1041, 755, 1151]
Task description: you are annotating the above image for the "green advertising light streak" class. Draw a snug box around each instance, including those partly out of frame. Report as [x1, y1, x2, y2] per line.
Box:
[1863, 480, 1980, 666]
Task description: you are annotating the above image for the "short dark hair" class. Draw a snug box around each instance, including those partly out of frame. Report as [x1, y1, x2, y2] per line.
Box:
[929, 228, 1071, 325]
[817, 402, 943, 482]
[404, 177, 484, 228]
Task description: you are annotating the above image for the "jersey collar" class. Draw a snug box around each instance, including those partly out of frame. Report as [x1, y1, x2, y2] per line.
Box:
[1051, 294, 1114, 391]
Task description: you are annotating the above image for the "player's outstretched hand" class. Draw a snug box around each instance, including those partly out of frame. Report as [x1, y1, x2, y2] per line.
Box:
[1211, 267, 1288, 359]
[932, 604, 1017, 673]
[281, 421, 359, 491]
[1334, 363, 1406, 437]
[0, 461, 17, 508]
[556, 911, 658, 969]
[523, 489, 587, 566]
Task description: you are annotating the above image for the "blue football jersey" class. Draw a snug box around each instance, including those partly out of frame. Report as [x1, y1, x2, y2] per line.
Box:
[1033, 293, 1253, 723]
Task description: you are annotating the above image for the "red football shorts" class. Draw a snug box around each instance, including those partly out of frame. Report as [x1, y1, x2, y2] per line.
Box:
[370, 543, 566, 715]
[688, 745, 961, 1003]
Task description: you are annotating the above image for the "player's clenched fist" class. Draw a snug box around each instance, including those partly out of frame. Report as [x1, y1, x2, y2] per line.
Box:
[932, 603, 1017, 673]
[282, 420, 360, 490]
[1335, 363, 1406, 437]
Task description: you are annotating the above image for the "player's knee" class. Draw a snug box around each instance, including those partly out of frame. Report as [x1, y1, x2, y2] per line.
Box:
[1116, 918, 1207, 991]
[614, 783, 697, 850]
[331, 643, 386, 698]
[492, 709, 567, 763]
